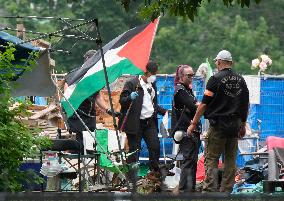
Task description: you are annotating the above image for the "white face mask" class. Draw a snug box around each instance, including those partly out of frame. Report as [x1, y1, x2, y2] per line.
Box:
[147, 75, 156, 83]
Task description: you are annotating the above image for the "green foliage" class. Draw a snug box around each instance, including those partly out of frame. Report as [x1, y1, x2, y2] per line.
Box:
[151, 2, 284, 75]
[0, 0, 282, 75]
[118, 0, 262, 21]
[0, 46, 50, 191]
[0, 0, 143, 72]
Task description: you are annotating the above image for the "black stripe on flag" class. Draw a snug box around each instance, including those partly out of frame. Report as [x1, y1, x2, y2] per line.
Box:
[66, 23, 148, 86]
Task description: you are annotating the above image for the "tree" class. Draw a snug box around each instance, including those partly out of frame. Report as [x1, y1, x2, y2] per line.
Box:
[151, 3, 283, 75]
[118, 0, 262, 21]
[0, 45, 50, 191]
[0, 0, 282, 74]
[0, 0, 142, 72]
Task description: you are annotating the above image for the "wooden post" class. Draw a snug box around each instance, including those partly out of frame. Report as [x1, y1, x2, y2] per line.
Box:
[16, 24, 25, 39]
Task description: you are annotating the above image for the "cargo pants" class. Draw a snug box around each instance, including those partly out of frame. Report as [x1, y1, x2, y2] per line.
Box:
[203, 126, 238, 192]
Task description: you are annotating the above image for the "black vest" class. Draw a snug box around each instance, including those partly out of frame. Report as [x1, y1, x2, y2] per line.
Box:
[172, 83, 199, 133]
[205, 68, 246, 120]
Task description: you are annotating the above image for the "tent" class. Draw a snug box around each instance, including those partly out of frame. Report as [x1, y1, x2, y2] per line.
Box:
[0, 31, 55, 96]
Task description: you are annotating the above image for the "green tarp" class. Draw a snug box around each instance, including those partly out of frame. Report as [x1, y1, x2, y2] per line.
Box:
[96, 129, 127, 173]
[96, 129, 149, 177]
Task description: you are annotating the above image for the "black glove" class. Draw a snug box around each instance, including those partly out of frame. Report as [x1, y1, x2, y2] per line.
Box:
[106, 108, 121, 117]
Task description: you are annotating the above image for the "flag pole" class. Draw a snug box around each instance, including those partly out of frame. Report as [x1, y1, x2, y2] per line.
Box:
[93, 19, 131, 191]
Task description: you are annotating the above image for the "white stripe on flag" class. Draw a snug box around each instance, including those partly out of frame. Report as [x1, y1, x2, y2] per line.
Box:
[84, 45, 126, 78]
[64, 83, 76, 100]
[63, 45, 126, 100]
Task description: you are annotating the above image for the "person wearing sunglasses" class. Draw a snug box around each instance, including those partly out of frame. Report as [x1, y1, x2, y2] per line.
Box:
[172, 65, 201, 194]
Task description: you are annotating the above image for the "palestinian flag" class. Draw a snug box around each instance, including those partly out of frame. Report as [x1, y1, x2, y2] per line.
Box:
[62, 19, 159, 118]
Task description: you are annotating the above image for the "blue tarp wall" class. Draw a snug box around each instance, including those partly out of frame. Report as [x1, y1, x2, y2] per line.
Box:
[140, 75, 284, 167]
[248, 77, 284, 140]
[140, 75, 205, 160]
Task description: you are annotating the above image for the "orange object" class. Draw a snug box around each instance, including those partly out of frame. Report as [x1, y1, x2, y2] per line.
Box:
[204, 90, 214, 97]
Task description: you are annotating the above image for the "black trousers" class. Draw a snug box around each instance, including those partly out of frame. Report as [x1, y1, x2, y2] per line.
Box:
[126, 118, 160, 172]
[178, 135, 200, 191]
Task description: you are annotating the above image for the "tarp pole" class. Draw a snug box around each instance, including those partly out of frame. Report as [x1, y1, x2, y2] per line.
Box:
[0, 27, 95, 41]
[0, 15, 86, 21]
[93, 19, 131, 191]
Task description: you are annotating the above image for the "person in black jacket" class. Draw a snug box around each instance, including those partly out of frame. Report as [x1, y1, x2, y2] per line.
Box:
[172, 65, 201, 194]
[118, 61, 167, 182]
[188, 50, 249, 193]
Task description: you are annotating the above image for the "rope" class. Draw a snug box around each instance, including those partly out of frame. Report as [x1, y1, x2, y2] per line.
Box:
[15, 18, 97, 45]
[1, 17, 94, 55]
[0, 27, 96, 41]
[0, 15, 86, 21]
[59, 18, 95, 41]
[66, 24, 94, 53]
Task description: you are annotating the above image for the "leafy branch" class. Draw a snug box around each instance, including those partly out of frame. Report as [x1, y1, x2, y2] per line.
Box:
[0, 45, 50, 191]
[118, 0, 262, 21]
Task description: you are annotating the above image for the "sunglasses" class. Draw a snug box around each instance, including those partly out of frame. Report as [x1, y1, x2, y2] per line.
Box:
[185, 73, 195, 78]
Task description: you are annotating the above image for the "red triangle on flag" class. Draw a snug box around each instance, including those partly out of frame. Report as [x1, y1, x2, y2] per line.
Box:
[118, 19, 159, 72]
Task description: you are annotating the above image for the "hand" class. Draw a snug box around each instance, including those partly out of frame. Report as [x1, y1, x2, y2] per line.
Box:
[130, 92, 139, 100]
[162, 109, 168, 116]
[113, 111, 121, 117]
[106, 109, 121, 117]
[238, 124, 246, 139]
[187, 123, 196, 136]
[195, 102, 201, 107]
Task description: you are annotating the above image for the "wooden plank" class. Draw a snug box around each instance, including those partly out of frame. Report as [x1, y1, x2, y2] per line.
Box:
[29, 104, 57, 120]
[27, 104, 47, 111]
[49, 58, 55, 68]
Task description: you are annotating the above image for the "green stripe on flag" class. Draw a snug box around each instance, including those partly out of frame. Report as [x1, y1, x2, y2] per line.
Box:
[62, 59, 143, 117]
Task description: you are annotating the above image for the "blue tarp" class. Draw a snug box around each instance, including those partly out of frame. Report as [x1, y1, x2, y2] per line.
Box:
[139, 75, 284, 167]
[0, 31, 41, 80]
[0, 31, 40, 50]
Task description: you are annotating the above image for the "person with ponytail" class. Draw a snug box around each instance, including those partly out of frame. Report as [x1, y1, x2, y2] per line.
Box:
[172, 65, 201, 194]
